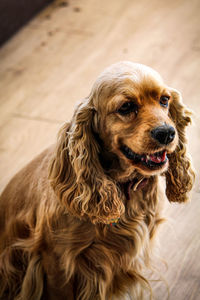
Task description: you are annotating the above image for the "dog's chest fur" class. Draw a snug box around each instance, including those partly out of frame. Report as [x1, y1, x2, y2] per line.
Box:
[45, 182, 161, 298]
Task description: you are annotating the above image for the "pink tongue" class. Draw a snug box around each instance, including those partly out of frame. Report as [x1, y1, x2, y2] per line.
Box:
[149, 151, 166, 163]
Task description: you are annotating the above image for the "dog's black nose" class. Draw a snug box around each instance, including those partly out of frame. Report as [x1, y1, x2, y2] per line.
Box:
[151, 125, 175, 145]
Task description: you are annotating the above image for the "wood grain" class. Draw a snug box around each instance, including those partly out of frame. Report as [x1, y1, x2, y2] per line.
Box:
[0, 0, 199, 299]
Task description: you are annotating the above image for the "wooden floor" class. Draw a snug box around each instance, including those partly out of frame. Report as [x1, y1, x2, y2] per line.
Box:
[0, 0, 200, 299]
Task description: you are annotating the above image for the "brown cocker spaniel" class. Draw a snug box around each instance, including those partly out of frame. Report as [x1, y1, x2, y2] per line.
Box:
[0, 62, 195, 300]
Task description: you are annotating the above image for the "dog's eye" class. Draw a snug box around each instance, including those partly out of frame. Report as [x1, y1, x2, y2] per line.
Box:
[160, 95, 170, 107]
[117, 102, 138, 115]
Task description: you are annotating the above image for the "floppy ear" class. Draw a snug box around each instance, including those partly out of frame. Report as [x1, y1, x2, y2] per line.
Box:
[49, 100, 124, 224]
[165, 89, 195, 202]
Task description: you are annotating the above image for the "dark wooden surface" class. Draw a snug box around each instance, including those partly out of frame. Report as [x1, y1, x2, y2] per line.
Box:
[0, 0, 53, 45]
[0, 0, 199, 299]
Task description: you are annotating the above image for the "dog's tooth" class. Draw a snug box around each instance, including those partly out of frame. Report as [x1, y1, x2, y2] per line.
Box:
[128, 149, 133, 157]
[125, 146, 129, 152]
[128, 149, 133, 155]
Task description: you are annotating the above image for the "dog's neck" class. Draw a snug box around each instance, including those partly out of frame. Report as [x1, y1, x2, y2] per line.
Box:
[119, 177, 149, 200]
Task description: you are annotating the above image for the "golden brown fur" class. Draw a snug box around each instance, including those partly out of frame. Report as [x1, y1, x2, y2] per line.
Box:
[0, 62, 195, 300]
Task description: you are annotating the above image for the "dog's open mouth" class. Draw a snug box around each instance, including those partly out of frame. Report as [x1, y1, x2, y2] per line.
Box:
[120, 145, 167, 169]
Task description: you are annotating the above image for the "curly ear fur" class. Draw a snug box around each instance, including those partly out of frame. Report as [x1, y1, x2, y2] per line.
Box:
[166, 89, 195, 202]
[49, 100, 124, 224]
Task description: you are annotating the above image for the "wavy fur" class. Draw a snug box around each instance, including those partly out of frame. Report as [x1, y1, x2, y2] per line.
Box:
[49, 103, 124, 224]
[166, 89, 195, 202]
[0, 61, 194, 300]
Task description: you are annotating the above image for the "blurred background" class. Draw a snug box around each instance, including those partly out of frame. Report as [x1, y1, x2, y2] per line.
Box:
[0, 0, 199, 299]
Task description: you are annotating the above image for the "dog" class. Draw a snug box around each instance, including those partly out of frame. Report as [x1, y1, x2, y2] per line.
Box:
[0, 61, 195, 300]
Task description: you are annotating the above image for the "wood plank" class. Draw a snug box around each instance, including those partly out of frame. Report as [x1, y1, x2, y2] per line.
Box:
[0, 117, 60, 191]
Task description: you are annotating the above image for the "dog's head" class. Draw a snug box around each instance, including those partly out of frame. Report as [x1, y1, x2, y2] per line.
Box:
[49, 62, 195, 223]
[92, 62, 178, 178]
